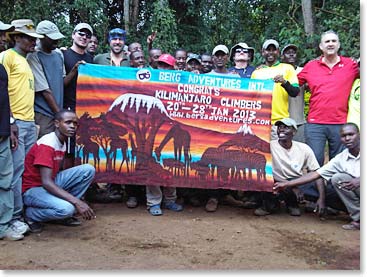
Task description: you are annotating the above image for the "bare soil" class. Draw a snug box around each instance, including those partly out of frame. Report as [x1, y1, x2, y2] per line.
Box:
[0, 202, 360, 270]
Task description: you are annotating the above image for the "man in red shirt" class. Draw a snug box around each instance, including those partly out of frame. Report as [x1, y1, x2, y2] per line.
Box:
[22, 110, 96, 233]
[297, 30, 359, 167]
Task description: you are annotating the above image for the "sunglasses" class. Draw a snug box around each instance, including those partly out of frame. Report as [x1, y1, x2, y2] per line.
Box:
[77, 31, 92, 39]
[235, 48, 249, 53]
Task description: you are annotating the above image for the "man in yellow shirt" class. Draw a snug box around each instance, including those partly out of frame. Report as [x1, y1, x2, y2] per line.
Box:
[251, 39, 299, 140]
[0, 19, 43, 235]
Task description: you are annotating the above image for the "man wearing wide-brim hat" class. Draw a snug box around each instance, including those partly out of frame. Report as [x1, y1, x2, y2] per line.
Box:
[0, 19, 43, 237]
[0, 20, 15, 52]
[228, 42, 256, 78]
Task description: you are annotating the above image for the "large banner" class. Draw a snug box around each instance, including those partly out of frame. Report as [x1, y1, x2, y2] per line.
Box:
[76, 64, 274, 191]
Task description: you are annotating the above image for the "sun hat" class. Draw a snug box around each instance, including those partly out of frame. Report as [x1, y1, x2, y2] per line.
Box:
[281, 44, 298, 55]
[8, 19, 44, 38]
[0, 20, 14, 32]
[229, 42, 255, 61]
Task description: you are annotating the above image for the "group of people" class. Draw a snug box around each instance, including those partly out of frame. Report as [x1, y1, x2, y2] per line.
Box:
[0, 18, 360, 242]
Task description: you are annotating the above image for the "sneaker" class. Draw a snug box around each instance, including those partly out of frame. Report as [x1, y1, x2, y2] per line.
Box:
[0, 227, 24, 241]
[10, 220, 30, 235]
[205, 198, 218, 212]
[254, 207, 271, 216]
[342, 221, 360, 230]
[288, 206, 301, 216]
[25, 218, 44, 233]
[164, 201, 183, 212]
[126, 197, 138, 208]
[50, 217, 81, 227]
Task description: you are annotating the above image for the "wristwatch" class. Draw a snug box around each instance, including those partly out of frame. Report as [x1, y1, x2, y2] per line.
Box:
[10, 116, 15, 124]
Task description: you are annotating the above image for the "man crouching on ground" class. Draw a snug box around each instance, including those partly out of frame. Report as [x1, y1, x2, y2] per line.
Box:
[22, 110, 96, 233]
[273, 123, 360, 230]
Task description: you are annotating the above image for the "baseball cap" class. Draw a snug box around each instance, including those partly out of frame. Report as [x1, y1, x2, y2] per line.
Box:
[186, 53, 201, 64]
[281, 44, 298, 55]
[158, 54, 176, 67]
[275, 118, 298, 130]
[73, 23, 93, 34]
[212, 45, 229, 55]
[36, 20, 64, 40]
[0, 20, 14, 32]
[262, 39, 279, 50]
[8, 19, 44, 38]
[108, 28, 126, 42]
[229, 42, 255, 61]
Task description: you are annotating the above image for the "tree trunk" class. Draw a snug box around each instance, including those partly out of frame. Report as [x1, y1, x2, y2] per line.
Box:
[130, 0, 140, 31]
[301, 0, 314, 36]
[124, 0, 130, 32]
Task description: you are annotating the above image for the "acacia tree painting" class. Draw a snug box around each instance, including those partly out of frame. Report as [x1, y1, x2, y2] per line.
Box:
[106, 93, 171, 171]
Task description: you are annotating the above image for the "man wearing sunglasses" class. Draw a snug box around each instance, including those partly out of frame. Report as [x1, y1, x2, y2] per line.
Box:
[62, 23, 94, 168]
[94, 28, 129, 67]
[228, 42, 256, 78]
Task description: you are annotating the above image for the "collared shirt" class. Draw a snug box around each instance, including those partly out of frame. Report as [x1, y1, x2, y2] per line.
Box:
[297, 56, 358, 124]
[317, 148, 360, 181]
[93, 52, 129, 67]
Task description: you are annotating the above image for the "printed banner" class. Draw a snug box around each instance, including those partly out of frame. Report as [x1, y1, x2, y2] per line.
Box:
[76, 64, 274, 191]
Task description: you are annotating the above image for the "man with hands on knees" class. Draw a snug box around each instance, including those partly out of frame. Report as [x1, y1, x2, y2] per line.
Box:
[274, 123, 360, 230]
[22, 110, 96, 233]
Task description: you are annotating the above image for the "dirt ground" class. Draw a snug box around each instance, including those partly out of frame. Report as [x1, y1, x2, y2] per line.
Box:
[0, 201, 360, 270]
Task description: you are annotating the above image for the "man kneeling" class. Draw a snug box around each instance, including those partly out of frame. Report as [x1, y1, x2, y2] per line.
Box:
[22, 110, 96, 233]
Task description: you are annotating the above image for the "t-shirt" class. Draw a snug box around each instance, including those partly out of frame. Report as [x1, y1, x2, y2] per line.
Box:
[347, 79, 360, 129]
[22, 132, 66, 193]
[0, 64, 10, 137]
[27, 48, 65, 118]
[317, 148, 360, 181]
[251, 61, 299, 124]
[63, 48, 93, 110]
[297, 56, 358, 124]
[93, 52, 129, 66]
[271, 140, 320, 182]
[0, 49, 35, 121]
[288, 66, 306, 125]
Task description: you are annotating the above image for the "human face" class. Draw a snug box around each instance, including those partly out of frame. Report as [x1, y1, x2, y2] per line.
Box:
[109, 37, 124, 54]
[234, 47, 250, 62]
[87, 35, 98, 53]
[276, 123, 295, 141]
[15, 34, 37, 54]
[0, 31, 8, 52]
[72, 29, 92, 49]
[56, 111, 79, 139]
[130, 51, 146, 68]
[187, 59, 202, 72]
[128, 42, 142, 52]
[282, 48, 297, 65]
[340, 125, 360, 152]
[201, 54, 213, 73]
[149, 49, 162, 68]
[262, 45, 279, 66]
[41, 36, 59, 53]
[175, 50, 187, 70]
[157, 62, 173, 70]
[212, 51, 228, 68]
[319, 32, 340, 57]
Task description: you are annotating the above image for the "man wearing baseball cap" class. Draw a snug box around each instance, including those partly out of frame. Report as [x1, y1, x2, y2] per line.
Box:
[27, 20, 65, 138]
[0, 19, 44, 236]
[210, 44, 230, 74]
[255, 117, 345, 217]
[251, 39, 300, 140]
[186, 53, 202, 73]
[157, 53, 176, 70]
[94, 28, 129, 66]
[62, 22, 93, 169]
[280, 44, 306, 143]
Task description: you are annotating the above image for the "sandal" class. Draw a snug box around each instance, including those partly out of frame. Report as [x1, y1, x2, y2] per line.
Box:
[164, 202, 183, 212]
[149, 204, 163, 216]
